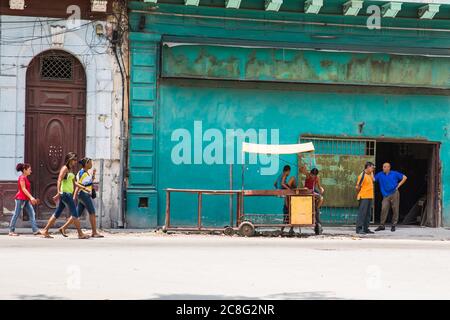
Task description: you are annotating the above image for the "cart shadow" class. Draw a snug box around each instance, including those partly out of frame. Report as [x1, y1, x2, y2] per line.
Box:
[255, 231, 355, 239]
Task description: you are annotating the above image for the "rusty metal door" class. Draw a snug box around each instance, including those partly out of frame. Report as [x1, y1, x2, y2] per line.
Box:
[299, 137, 376, 225]
[426, 143, 442, 227]
[25, 50, 86, 218]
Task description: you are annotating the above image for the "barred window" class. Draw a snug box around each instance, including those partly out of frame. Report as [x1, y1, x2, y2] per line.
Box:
[40, 55, 73, 80]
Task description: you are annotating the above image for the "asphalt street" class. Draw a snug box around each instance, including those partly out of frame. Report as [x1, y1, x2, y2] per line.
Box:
[1, 229, 449, 300]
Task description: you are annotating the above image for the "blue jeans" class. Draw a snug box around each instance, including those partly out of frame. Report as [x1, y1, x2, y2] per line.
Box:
[9, 200, 39, 233]
[53, 192, 78, 218]
[77, 191, 95, 216]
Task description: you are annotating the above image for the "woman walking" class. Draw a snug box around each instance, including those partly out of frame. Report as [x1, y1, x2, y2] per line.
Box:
[59, 157, 103, 238]
[40, 152, 89, 239]
[9, 163, 40, 236]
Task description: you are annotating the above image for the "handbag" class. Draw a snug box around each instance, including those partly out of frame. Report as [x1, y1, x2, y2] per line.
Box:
[91, 188, 97, 199]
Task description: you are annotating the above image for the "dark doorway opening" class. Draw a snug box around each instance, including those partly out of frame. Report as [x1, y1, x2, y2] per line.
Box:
[374, 142, 441, 226]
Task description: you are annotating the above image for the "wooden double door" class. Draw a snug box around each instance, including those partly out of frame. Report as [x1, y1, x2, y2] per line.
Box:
[25, 50, 86, 218]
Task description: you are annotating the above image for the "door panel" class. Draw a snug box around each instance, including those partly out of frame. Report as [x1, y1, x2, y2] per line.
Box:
[25, 50, 86, 219]
[25, 113, 39, 209]
[38, 114, 73, 213]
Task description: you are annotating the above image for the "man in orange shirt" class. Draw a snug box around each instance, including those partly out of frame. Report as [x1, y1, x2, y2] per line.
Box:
[355, 162, 375, 234]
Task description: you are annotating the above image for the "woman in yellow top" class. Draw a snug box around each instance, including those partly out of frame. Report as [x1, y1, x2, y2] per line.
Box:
[40, 152, 89, 239]
[59, 157, 103, 238]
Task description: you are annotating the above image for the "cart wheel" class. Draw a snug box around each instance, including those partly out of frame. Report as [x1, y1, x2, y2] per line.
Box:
[273, 230, 282, 237]
[288, 228, 295, 237]
[223, 226, 235, 236]
[238, 221, 255, 237]
[314, 224, 323, 235]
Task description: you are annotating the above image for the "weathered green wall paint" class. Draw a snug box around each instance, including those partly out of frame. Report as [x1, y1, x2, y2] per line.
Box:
[157, 81, 450, 227]
[127, 1, 450, 228]
[162, 45, 450, 88]
[126, 34, 160, 228]
[126, 190, 158, 227]
[129, 2, 450, 55]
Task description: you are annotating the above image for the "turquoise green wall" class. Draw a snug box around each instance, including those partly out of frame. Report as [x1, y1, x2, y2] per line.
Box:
[157, 81, 450, 226]
[127, 1, 450, 228]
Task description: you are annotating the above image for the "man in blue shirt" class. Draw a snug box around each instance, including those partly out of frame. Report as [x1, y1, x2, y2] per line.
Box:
[374, 163, 407, 232]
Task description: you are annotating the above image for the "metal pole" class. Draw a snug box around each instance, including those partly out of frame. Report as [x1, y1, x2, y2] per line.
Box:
[229, 164, 233, 227]
[237, 191, 242, 226]
[198, 192, 202, 230]
[117, 121, 126, 228]
[165, 190, 170, 229]
[98, 159, 104, 230]
[241, 151, 245, 223]
[113, 44, 127, 229]
[241, 150, 245, 191]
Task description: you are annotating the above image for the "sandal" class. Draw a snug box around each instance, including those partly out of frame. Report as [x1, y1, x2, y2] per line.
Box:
[42, 233, 53, 239]
[78, 234, 90, 239]
[39, 230, 53, 238]
[58, 228, 68, 238]
[8, 232, 19, 236]
[91, 233, 104, 238]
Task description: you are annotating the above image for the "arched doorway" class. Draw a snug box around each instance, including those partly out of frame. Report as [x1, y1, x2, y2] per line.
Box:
[25, 50, 86, 218]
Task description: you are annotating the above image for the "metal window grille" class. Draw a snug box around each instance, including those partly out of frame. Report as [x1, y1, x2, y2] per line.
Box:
[40, 55, 73, 80]
[300, 137, 376, 225]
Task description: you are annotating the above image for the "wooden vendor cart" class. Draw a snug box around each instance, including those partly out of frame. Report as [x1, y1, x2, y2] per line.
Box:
[234, 141, 320, 237]
[163, 142, 320, 237]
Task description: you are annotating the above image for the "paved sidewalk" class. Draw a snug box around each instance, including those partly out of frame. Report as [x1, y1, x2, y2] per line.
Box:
[1, 233, 450, 299]
[2, 225, 450, 241]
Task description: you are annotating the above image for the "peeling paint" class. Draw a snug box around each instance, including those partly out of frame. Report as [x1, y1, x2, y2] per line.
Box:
[162, 45, 450, 88]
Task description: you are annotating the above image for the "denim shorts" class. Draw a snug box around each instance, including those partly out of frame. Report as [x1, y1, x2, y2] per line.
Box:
[54, 192, 78, 218]
[77, 191, 96, 215]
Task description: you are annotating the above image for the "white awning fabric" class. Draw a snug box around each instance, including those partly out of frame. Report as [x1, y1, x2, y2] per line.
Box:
[242, 142, 315, 155]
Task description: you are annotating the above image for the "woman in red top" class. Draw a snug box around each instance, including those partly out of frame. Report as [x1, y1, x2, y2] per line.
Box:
[301, 166, 324, 204]
[9, 163, 40, 236]
[301, 165, 325, 234]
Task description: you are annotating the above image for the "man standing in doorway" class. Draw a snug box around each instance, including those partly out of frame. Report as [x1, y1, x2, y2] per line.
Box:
[355, 162, 375, 235]
[374, 163, 407, 232]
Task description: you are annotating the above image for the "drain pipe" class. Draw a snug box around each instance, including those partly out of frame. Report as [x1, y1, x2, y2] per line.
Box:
[117, 121, 126, 228]
[113, 36, 126, 229]
[98, 159, 104, 230]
